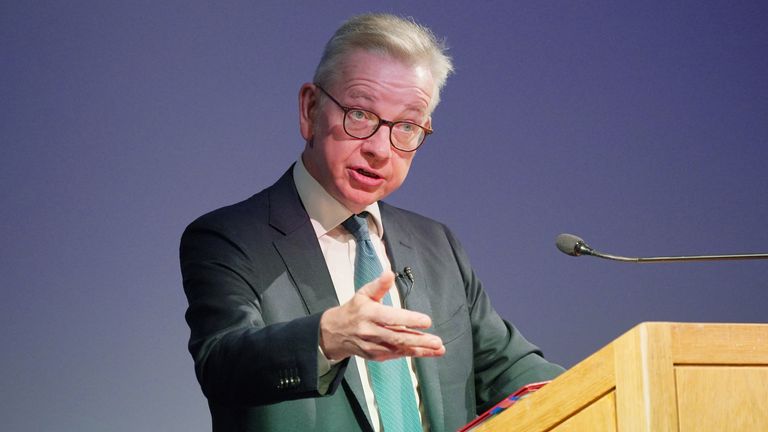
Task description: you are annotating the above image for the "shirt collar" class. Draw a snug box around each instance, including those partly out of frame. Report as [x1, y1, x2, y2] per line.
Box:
[293, 158, 384, 239]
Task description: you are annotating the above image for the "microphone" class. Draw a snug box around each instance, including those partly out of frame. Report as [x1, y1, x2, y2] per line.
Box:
[555, 233, 768, 263]
[395, 266, 414, 282]
[395, 267, 415, 300]
[403, 266, 414, 283]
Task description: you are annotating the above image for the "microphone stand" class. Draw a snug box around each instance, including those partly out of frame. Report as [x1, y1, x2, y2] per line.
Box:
[558, 233, 768, 263]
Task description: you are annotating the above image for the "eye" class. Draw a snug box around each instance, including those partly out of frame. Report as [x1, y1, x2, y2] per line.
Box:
[348, 110, 368, 122]
[395, 122, 417, 134]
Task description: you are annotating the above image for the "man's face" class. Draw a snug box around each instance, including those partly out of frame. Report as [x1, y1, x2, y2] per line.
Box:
[299, 49, 434, 214]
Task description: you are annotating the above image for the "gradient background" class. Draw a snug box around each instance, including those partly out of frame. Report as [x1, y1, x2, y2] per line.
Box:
[2, 1, 767, 430]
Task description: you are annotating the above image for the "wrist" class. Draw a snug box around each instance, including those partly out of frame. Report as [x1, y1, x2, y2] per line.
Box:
[319, 307, 345, 361]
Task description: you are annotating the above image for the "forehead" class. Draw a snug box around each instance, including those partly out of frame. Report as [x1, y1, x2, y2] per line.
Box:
[331, 49, 434, 109]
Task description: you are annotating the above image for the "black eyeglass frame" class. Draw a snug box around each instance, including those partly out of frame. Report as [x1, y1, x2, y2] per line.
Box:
[314, 84, 433, 152]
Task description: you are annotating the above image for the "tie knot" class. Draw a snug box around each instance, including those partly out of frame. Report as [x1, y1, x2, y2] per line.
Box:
[342, 213, 371, 242]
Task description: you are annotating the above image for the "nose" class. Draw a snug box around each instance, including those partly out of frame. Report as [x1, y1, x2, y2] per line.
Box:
[360, 124, 392, 160]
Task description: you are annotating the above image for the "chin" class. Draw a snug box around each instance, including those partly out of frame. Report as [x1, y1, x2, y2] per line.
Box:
[340, 191, 381, 212]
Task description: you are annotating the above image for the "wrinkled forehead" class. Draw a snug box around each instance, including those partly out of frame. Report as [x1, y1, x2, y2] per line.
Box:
[329, 49, 435, 109]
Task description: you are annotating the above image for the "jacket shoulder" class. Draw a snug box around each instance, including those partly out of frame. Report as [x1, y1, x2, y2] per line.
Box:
[182, 167, 298, 236]
[379, 201, 453, 238]
[183, 190, 269, 236]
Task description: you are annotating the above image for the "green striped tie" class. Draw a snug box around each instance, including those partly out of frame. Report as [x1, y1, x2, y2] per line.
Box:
[342, 213, 422, 432]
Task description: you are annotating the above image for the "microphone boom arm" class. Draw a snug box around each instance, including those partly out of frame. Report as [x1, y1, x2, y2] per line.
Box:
[589, 250, 768, 264]
[558, 233, 768, 263]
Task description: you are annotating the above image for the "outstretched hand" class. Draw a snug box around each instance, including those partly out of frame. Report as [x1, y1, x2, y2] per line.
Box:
[319, 271, 446, 362]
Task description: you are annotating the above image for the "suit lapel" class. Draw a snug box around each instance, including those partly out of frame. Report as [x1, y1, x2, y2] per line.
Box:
[269, 169, 339, 315]
[381, 204, 446, 432]
[267, 169, 373, 429]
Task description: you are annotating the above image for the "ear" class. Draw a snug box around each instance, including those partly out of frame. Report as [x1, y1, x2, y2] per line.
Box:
[298, 83, 318, 141]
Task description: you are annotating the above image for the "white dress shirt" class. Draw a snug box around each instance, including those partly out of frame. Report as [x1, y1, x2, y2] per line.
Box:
[293, 159, 427, 431]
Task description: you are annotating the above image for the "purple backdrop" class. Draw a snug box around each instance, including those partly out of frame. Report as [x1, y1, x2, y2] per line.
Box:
[2, 1, 766, 430]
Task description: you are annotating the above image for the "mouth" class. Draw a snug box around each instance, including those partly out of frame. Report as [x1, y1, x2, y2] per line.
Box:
[355, 167, 381, 179]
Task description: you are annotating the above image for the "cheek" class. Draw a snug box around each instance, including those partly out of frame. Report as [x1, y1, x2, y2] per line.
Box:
[315, 132, 356, 175]
[322, 147, 358, 186]
[390, 154, 415, 184]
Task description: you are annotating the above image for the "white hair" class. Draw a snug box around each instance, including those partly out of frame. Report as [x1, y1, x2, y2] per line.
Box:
[313, 13, 454, 111]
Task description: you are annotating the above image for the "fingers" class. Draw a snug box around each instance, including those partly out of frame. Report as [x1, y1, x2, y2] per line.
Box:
[354, 328, 446, 361]
[357, 270, 395, 302]
[374, 306, 432, 330]
[357, 321, 445, 361]
[356, 271, 431, 329]
[319, 270, 446, 361]
[361, 344, 446, 362]
[372, 324, 443, 350]
[320, 302, 445, 361]
[383, 325, 425, 335]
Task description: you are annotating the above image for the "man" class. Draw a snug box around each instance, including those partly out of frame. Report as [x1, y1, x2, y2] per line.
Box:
[180, 13, 563, 432]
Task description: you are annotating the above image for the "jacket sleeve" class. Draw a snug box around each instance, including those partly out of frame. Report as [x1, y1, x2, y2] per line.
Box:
[444, 226, 565, 413]
[179, 217, 347, 406]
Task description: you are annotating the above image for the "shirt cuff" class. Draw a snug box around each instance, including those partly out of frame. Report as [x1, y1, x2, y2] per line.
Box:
[317, 345, 343, 395]
[318, 345, 342, 374]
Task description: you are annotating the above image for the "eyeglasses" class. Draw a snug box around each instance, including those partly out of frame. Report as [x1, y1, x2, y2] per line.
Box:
[315, 84, 432, 152]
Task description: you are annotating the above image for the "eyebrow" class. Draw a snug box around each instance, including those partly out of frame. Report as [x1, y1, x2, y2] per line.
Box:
[346, 90, 428, 119]
[347, 89, 376, 103]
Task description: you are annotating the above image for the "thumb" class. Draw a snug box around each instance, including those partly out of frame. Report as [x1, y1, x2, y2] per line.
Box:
[357, 270, 395, 302]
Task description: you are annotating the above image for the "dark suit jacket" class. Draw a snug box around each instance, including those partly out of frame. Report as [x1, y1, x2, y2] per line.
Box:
[180, 168, 564, 432]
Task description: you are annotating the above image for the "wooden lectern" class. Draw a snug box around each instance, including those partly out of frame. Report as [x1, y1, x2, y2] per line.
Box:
[475, 322, 768, 432]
